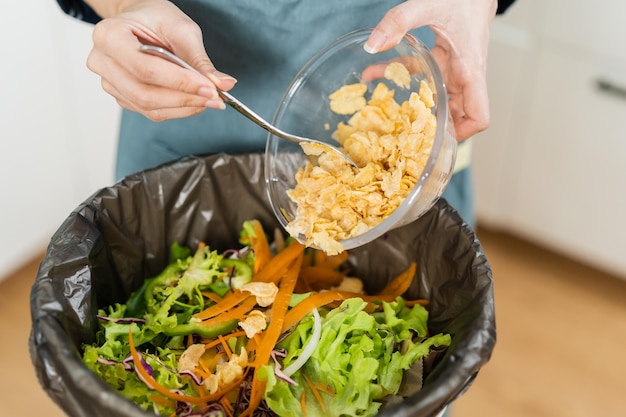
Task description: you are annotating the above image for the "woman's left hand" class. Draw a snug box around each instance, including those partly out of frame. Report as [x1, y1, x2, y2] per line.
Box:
[366, 0, 498, 142]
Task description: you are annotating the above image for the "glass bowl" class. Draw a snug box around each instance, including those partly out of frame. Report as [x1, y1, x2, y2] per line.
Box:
[265, 28, 457, 252]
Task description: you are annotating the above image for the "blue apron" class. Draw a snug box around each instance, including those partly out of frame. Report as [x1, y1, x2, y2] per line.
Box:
[116, 0, 473, 224]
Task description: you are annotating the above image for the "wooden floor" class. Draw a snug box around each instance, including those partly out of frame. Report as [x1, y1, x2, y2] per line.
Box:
[1, 227, 625, 416]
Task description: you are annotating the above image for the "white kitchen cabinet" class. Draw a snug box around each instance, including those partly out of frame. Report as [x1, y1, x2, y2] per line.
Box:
[473, 1, 626, 279]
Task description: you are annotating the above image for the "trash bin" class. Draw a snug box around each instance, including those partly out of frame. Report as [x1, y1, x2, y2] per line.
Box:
[29, 153, 496, 417]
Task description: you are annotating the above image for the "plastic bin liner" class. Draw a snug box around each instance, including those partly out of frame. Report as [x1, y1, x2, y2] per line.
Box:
[29, 152, 496, 417]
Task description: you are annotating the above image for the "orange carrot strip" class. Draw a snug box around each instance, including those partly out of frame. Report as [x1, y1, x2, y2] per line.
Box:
[129, 329, 246, 405]
[193, 290, 248, 320]
[201, 291, 223, 304]
[302, 249, 314, 267]
[315, 251, 349, 270]
[198, 296, 257, 327]
[303, 373, 326, 412]
[405, 298, 429, 306]
[207, 352, 224, 371]
[197, 357, 211, 377]
[313, 250, 326, 266]
[221, 397, 235, 417]
[218, 334, 232, 359]
[301, 390, 307, 417]
[299, 266, 345, 290]
[242, 252, 303, 416]
[252, 241, 305, 284]
[203, 330, 246, 350]
[149, 393, 175, 408]
[251, 220, 272, 274]
[313, 382, 335, 396]
[332, 290, 427, 305]
[281, 291, 344, 332]
[129, 328, 208, 404]
[294, 273, 314, 294]
[377, 262, 417, 297]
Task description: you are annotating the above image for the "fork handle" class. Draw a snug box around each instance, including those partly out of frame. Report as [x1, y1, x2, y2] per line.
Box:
[139, 45, 301, 144]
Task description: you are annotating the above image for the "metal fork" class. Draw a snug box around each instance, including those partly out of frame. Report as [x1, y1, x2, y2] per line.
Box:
[139, 45, 359, 169]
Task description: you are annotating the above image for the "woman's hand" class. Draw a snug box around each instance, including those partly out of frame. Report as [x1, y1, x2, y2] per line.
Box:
[85, 0, 236, 121]
[366, 0, 498, 141]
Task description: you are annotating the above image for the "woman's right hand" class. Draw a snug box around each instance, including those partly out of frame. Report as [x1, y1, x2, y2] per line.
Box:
[85, 0, 236, 121]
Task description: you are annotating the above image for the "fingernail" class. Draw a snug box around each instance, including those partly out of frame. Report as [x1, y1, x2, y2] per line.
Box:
[207, 72, 237, 85]
[198, 87, 218, 99]
[364, 29, 387, 54]
[205, 99, 226, 110]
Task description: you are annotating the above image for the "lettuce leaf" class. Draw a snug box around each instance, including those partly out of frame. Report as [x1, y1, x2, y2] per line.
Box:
[263, 297, 451, 417]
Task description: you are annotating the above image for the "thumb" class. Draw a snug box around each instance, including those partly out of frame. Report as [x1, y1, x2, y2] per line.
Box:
[365, 1, 435, 53]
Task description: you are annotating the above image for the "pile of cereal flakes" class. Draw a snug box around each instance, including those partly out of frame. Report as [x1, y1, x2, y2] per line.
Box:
[286, 62, 437, 255]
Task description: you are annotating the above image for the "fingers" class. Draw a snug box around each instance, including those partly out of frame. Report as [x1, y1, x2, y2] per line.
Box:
[365, 1, 435, 54]
[86, 1, 237, 121]
[431, 44, 490, 141]
[366, 0, 496, 140]
[163, 21, 237, 91]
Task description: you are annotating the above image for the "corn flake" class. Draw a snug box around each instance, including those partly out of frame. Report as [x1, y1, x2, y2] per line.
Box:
[329, 83, 367, 115]
[238, 310, 267, 339]
[203, 348, 248, 394]
[286, 79, 437, 255]
[239, 282, 278, 307]
[384, 62, 412, 89]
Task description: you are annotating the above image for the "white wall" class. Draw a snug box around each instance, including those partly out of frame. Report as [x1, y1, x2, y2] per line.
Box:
[0, 2, 119, 281]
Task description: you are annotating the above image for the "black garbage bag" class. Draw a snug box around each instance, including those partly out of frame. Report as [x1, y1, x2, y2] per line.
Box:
[29, 153, 495, 417]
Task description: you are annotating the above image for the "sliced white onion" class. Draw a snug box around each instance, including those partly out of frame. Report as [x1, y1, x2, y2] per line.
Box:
[282, 308, 321, 377]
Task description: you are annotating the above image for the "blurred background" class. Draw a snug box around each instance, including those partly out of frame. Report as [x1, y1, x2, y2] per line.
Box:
[1, 1, 625, 416]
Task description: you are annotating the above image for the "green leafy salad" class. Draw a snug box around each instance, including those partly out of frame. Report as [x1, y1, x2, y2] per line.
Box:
[82, 220, 450, 417]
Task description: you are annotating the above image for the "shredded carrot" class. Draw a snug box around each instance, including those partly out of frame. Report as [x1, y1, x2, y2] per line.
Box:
[246, 334, 261, 362]
[194, 290, 248, 320]
[300, 390, 307, 417]
[218, 334, 232, 359]
[149, 393, 175, 408]
[313, 381, 335, 396]
[206, 352, 224, 371]
[250, 220, 272, 274]
[299, 266, 345, 290]
[313, 250, 326, 266]
[196, 383, 207, 397]
[281, 291, 344, 332]
[315, 250, 349, 270]
[294, 273, 314, 293]
[197, 296, 257, 327]
[302, 249, 314, 267]
[221, 397, 235, 417]
[186, 334, 194, 347]
[377, 262, 417, 297]
[332, 290, 426, 305]
[241, 252, 303, 416]
[129, 328, 245, 405]
[303, 373, 326, 412]
[203, 330, 246, 350]
[405, 298, 429, 306]
[197, 357, 212, 377]
[201, 291, 223, 304]
[252, 241, 305, 284]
